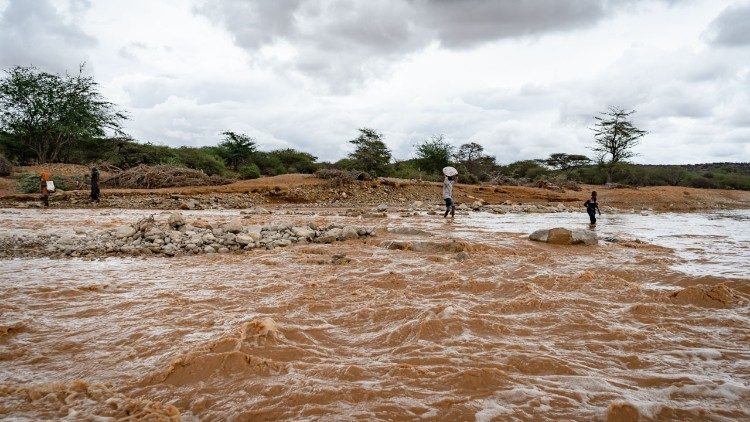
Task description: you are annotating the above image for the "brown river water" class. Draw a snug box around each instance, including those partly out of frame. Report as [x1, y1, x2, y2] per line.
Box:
[1, 208, 749, 421]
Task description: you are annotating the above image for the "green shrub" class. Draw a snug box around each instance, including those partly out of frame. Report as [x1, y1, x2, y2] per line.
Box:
[387, 160, 437, 181]
[239, 163, 261, 179]
[252, 152, 286, 175]
[15, 173, 72, 193]
[268, 149, 318, 174]
[15, 173, 38, 193]
[175, 147, 226, 176]
[0, 153, 11, 176]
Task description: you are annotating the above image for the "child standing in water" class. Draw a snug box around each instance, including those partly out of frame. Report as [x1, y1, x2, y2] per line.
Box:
[40, 171, 50, 208]
[584, 191, 601, 225]
[443, 175, 456, 218]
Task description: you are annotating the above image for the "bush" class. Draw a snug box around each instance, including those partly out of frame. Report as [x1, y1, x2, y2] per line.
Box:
[102, 165, 232, 189]
[174, 147, 227, 176]
[0, 153, 11, 176]
[108, 140, 179, 169]
[314, 168, 371, 186]
[15, 173, 74, 193]
[268, 149, 318, 174]
[501, 160, 549, 180]
[388, 160, 438, 181]
[253, 152, 286, 176]
[239, 163, 261, 180]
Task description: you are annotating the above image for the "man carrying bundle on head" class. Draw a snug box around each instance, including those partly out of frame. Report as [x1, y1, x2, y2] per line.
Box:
[442, 166, 457, 219]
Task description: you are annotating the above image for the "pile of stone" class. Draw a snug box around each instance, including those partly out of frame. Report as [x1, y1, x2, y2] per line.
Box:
[0, 212, 374, 259]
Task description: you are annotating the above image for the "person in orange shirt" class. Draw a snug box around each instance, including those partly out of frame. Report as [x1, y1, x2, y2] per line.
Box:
[40, 171, 50, 207]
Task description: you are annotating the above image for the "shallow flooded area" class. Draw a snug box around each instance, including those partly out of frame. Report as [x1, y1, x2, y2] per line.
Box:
[1, 208, 749, 421]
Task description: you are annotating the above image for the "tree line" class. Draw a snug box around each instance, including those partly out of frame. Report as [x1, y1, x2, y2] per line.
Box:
[1, 65, 748, 190]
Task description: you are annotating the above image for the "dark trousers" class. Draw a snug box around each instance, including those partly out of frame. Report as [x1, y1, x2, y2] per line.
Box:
[444, 198, 455, 217]
[587, 209, 596, 224]
[91, 185, 100, 202]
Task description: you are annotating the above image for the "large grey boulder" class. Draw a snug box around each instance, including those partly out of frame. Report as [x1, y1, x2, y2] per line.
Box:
[529, 228, 598, 245]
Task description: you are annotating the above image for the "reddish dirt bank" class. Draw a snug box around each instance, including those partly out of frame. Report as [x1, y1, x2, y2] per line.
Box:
[2, 172, 750, 211]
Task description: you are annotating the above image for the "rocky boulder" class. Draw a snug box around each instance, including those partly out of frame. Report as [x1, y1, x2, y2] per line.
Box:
[292, 226, 315, 239]
[222, 219, 244, 234]
[529, 228, 598, 245]
[113, 225, 137, 239]
[168, 211, 185, 228]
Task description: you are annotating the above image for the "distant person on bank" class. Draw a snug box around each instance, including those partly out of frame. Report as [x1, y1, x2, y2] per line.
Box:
[40, 171, 50, 207]
[443, 175, 456, 218]
[584, 191, 601, 225]
[90, 167, 100, 202]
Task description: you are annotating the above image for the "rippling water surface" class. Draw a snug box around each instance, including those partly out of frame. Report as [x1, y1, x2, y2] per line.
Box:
[0, 208, 748, 421]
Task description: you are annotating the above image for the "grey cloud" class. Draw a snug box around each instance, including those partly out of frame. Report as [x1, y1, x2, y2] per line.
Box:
[0, 0, 95, 72]
[195, 0, 657, 88]
[704, 2, 750, 47]
[118, 42, 148, 61]
[420, 0, 607, 48]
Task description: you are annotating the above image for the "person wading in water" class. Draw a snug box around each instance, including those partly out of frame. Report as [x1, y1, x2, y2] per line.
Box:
[584, 190, 601, 226]
[443, 174, 456, 218]
[40, 171, 50, 207]
[90, 167, 100, 203]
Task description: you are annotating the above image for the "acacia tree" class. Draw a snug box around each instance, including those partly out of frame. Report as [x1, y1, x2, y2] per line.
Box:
[414, 134, 453, 174]
[539, 153, 591, 171]
[455, 142, 484, 164]
[455, 142, 497, 181]
[590, 107, 647, 183]
[0, 65, 126, 164]
[219, 131, 256, 171]
[348, 128, 391, 176]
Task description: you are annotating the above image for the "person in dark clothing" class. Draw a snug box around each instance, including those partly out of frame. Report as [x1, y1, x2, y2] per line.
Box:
[584, 191, 601, 225]
[443, 175, 456, 218]
[90, 167, 100, 202]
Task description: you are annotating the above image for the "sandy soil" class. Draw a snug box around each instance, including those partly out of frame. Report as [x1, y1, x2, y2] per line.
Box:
[3, 168, 750, 212]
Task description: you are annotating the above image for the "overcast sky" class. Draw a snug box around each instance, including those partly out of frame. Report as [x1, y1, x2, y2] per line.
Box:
[1, 0, 748, 164]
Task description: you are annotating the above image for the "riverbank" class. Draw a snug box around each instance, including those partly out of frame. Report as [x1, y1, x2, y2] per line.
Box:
[2, 173, 750, 212]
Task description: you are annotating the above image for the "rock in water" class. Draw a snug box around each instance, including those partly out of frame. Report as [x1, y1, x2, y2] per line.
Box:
[547, 228, 573, 245]
[528, 228, 597, 245]
[341, 226, 359, 240]
[291, 226, 315, 239]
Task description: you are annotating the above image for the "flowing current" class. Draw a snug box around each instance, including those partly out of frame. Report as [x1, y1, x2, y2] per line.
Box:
[1, 208, 748, 421]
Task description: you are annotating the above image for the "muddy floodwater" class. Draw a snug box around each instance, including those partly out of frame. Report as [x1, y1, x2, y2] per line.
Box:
[1, 208, 749, 421]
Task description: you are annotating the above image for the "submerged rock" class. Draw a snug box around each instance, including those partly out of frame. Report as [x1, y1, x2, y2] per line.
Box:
[380, 240, 468, 253]
[529, 228, 598, 245]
